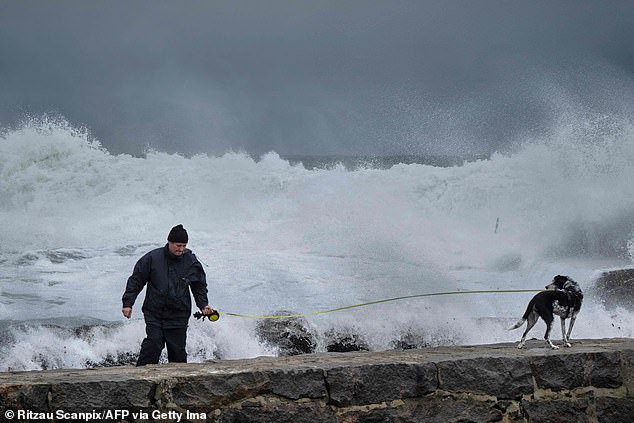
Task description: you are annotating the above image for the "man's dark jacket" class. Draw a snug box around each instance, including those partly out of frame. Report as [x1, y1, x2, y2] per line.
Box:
[122, 245, 208, 327]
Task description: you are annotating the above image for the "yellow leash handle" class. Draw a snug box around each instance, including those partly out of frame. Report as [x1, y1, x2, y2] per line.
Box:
[213, 289, 543, 320]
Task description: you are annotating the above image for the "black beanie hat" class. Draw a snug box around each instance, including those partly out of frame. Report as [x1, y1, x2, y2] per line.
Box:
[167, 224, 188, 243]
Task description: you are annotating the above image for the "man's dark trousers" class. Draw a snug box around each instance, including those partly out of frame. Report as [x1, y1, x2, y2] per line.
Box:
[136, 320, 187, 366]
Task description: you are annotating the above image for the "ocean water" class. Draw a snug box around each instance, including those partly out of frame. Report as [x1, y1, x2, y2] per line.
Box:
[1, 116, 634, 371]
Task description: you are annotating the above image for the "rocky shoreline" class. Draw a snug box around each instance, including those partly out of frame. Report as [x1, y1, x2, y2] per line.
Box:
[1, 337, 633, 422]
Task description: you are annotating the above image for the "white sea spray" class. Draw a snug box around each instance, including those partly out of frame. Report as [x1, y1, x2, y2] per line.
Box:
[1, 116, 633, 370]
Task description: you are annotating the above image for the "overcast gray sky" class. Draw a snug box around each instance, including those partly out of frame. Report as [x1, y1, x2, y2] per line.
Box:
[1, 0, 633, 156]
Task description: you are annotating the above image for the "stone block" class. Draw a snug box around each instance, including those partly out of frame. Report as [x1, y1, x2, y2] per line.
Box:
[268, 368, 328, 400]
[326, 362, 437, 407]
[438, 356, 532, 399]
[1, 338, 633, 422]
[531, 353, 585, 391]
[407, 396, 502, 423]
[595, 397, 634, 423]
[0, 383, 50, 412]
[586, 352, 623, 389]
[336, 396, 503, 423]
[49, 380, 155, 411]
[169, 372, 269, 411]
[214, 398, 337, 423]
[521, 399, 590, 422]
[169, 368, 326, 411]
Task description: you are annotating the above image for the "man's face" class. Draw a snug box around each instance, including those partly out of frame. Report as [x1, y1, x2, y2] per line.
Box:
[168, 241, 187, 256]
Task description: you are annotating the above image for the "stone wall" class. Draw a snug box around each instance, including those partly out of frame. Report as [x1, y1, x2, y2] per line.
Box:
[1, 338, 633, 422]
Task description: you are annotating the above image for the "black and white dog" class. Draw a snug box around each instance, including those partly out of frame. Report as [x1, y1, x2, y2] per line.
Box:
[509, 275, 583, 349]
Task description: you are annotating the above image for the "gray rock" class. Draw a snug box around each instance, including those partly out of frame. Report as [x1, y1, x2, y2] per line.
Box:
[255, 312, 317, 356]
[530, 353, 586, 390]
[49, 379, 155, 411]
[390, 328, 431, 350]
[408, 396, 503, 423]
[326, 362, 437, 406]
[586, 351, 623, 388]
[595, 397, 634, 423]
[168, 368, 327, 411]
[438, 356, 533, 399]
[214, 397, 337, 423]
[593, 268, 634, 309]
[336, 396, 504, 423]
[0, 382, 50, 412]
[521, 399, 591, 422]
[324, 327, 369, 352]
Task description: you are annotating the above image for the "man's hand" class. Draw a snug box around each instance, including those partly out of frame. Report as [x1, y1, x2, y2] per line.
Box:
[122, 307, 132, 319]
[201, 305, 216, 315]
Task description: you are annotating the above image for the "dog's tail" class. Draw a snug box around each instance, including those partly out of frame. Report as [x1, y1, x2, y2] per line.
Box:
[507, 297, 536, 331]
[508, 318, 526, 331]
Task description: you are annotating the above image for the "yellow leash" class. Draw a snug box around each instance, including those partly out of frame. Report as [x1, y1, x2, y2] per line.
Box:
[214, 289, 543, 320]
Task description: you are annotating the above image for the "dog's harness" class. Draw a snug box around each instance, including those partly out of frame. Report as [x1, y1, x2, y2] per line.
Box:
[564, 292, 574, 318]
[562, 280, 583, 317]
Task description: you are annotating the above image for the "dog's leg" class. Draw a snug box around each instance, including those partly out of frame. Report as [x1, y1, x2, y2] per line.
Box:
[566, 312, 578, 345]
[544, 319, 559, 350]
[518, 311, 538, 349]
[560, 318, 571, 348]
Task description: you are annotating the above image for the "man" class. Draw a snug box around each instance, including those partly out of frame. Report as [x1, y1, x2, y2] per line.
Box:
[122, 224, 215, 366]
